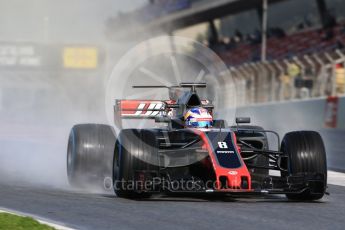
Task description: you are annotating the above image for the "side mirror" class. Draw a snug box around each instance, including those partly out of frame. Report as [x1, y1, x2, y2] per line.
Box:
[236, 117, 251, 124]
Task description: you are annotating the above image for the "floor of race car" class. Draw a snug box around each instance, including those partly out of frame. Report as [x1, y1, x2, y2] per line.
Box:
[0, 179, 344, 230]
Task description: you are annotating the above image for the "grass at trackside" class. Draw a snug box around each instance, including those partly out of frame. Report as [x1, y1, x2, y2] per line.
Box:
[0, 213, 55, 230]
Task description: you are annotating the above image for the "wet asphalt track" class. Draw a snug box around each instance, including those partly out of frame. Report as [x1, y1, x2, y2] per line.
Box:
[0, 183, 344, 230]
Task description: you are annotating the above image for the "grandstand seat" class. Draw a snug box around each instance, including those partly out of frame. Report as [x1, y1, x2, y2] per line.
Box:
[217, 23, 345, 66]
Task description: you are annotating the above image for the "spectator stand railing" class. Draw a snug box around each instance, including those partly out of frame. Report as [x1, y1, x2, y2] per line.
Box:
[229, 49, 345, 106]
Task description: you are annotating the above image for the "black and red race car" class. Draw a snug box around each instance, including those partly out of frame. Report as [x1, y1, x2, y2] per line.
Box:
[67, 82, 327, 200]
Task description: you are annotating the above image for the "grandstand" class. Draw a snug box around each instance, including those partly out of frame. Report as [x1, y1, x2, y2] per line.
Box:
[106, 0, 345, 107]
[218, 23, 345, 66]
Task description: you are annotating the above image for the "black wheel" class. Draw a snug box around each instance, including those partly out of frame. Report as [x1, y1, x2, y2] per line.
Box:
[113, 129, 159, 199]
[67, 124, 116, 189]
[281, 131, 327, 201]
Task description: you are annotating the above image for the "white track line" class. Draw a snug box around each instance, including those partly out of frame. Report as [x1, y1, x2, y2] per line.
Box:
[328, 171, 345, 187]
[0, 207, 75, 230]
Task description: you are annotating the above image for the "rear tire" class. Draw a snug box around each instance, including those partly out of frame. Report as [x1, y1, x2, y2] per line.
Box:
[67, 124, 116, 189]
[281, 131, 327, 201]
[113, 129, 159, 199]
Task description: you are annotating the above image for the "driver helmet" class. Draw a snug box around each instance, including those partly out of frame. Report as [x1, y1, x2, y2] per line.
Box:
[184, 107, 213, 128]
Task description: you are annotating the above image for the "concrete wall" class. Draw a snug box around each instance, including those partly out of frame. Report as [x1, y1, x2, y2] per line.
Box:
[236, 96, 345, 172]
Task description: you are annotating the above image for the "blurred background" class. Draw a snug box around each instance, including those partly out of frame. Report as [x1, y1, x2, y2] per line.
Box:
[0, 0, 344, 187]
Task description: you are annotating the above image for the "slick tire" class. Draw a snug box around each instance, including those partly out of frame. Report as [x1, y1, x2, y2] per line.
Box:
[67, 124, 116, 189]
[113, 129, 159, 199]
[281, 131, 327, 201]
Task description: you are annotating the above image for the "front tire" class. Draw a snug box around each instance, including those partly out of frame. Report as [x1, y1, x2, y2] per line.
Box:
[113, 129, 159, 199]
[281, 131, 327, 201]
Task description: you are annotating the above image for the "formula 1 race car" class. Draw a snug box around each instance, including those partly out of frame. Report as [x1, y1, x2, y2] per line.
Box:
[67, 82, 327, 200]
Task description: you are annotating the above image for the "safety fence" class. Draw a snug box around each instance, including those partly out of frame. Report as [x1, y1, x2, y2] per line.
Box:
[230, 49, 345, 106]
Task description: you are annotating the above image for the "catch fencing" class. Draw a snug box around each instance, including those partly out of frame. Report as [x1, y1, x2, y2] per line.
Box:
[230, 49, 345, 106]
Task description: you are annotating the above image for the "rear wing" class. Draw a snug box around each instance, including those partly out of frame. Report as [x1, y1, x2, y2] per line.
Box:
[114, 99, 181, 127]
[114, 100, 170, 119]
[113, 83, 212, 126]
